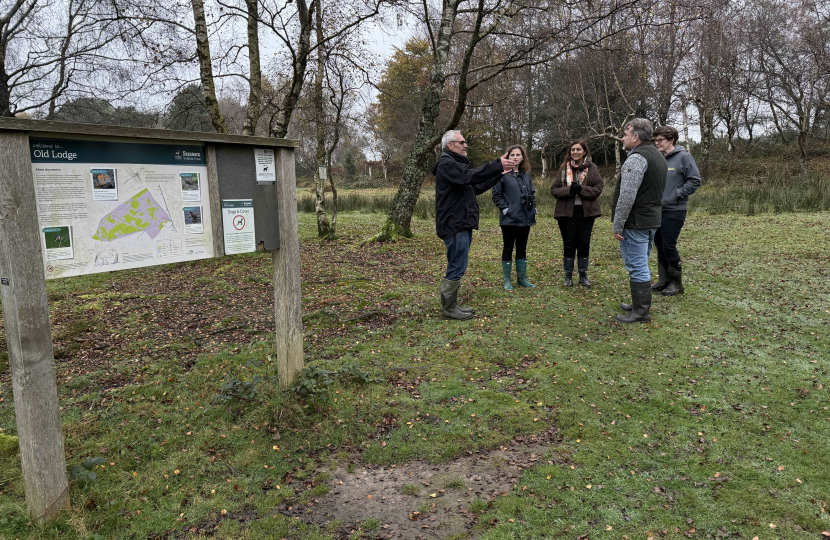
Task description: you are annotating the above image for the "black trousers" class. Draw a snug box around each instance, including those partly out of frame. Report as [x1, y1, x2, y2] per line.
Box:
[654, 209, 687, 265]
[501, 225, 531, 261]
[556, 206, 596, 258]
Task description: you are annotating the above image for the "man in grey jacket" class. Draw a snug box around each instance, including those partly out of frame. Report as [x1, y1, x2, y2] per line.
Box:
[611, 118, 667, 323]
[650, 126, 701, 296]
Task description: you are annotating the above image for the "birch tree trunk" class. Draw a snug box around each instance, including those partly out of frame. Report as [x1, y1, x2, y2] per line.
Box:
[241, 0, 261, 136]
[695, 100, 715, 177]
[191, 0, 228, 133]
[681, 94, 691, 154]
[271, 0, 313, 138]
[370, 0, 458, 240]
[313, 0, 331, 238]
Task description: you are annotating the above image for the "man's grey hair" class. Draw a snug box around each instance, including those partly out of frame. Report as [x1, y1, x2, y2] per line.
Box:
[441, 130, 462, 150]
[624, 118, 653, 144]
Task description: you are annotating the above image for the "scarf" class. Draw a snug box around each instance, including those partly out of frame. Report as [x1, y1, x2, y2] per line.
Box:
[565, 157, 591, 186]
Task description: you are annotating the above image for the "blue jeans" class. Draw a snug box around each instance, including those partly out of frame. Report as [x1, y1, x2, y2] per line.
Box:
[443, 230, 472, 281]
[619, 228, 656, 282]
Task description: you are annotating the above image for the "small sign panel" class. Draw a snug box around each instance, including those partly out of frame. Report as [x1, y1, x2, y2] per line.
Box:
[318, 165, 327, 180]
[254, 148, 276, 185]
[222, 200, 256, 255]
[42, 226, 74, 261]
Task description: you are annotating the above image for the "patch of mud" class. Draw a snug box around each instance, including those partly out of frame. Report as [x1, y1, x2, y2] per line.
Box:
[279, 430, 562, 539]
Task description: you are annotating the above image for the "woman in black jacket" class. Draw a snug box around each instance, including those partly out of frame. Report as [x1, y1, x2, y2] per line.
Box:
[492, 144, 537, 290]
[550, 140, 604, 288]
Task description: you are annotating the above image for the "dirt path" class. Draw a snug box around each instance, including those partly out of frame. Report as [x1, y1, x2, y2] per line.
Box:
[279, 431, 561, 539]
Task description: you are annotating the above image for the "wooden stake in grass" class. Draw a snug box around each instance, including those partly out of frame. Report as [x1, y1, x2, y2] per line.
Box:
[273, 147, 304, 387]
[0, 131, 69, 521]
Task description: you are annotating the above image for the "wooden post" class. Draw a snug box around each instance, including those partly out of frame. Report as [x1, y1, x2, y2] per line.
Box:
[0, 131, 69, 521]
[204, 145, 225, 257]
[273, 147, 303, 387]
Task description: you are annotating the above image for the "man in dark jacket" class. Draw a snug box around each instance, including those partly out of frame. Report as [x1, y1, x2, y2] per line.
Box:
[434, 130, 517, 320]
[611, 118, 667, 323]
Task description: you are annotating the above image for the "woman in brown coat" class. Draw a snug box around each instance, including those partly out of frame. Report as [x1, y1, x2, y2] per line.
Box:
[550, 140, 604, 287]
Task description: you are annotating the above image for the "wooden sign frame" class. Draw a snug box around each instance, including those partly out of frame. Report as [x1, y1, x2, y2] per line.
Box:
[0, 118, 304, 521]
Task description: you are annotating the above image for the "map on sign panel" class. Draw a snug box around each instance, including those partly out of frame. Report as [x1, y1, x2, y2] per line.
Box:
[93, 188, 172, 242]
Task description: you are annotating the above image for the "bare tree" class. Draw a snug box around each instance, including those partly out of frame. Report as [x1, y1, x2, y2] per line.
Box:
[748, 0, 830, 170]
[0, 0, 128, 117]
[371, 0, 654, 241]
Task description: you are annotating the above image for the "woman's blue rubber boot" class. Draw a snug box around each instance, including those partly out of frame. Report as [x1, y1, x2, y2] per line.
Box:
[502, 261, 513, 290]
[516, 259, 535, 288]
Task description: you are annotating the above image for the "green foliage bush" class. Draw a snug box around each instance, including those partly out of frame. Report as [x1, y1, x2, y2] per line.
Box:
[69, 456, 105, 482]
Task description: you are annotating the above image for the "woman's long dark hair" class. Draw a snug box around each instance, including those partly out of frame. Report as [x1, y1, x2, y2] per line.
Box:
[559, 140, 592, 169]
[505, 144, 531, 173]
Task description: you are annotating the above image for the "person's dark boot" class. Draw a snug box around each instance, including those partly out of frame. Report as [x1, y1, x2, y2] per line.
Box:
[516, 259, 535, 288]
[651, 252, 670, 291]
[662, 261, 684, 296]
[563, 257, 574, 287]
[502, 261, 513, 290]
[440, 278, 474, 320]
[615, 280, 652, 323]
[577, 256, 591, 288]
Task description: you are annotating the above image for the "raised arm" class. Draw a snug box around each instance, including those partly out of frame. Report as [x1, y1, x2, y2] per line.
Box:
[438, 158, 504, 187]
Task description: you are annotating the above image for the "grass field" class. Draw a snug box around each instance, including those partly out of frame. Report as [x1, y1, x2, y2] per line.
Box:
[0, 209, 828, 540]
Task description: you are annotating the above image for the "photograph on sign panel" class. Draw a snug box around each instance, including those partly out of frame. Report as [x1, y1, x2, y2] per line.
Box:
[91, 168, 118, 200]
[183, 206, 204, 234]
[42, 226, 74, 261]
[180, 172, 201, 202]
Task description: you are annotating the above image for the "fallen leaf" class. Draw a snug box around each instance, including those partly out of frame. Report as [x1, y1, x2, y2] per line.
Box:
[715, 472, 721, 478]
[769, 523, 777, 528]
[606, 525, 613, 531]
[778, 466, 784, 471]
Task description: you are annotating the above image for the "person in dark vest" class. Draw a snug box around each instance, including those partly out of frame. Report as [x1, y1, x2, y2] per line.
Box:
[434, 130, 518, 320]
[611, 118, 667, 323]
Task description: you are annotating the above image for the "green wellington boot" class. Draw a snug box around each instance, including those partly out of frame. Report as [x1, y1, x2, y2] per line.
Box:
[516, 259, 535, 288]
[439, 278, 474, 320]
[615, 280, 652, 323]
[502, 261, 513, 290]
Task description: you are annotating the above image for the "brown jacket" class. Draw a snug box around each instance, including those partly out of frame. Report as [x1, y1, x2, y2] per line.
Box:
[550, 160, 604, 218]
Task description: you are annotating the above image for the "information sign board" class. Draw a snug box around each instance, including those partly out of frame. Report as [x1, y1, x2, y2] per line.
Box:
[222, 200, 256, 255]
[30, 137, 214, 278]
[255, 148, 276, 185]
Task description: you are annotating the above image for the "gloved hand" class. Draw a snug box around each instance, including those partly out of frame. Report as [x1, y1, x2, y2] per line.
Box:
[570, 183, 582, 195]
[502, 208, 509, 215]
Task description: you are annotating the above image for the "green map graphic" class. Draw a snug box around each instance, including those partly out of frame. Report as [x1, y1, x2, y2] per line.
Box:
[93, 189, 171, 242]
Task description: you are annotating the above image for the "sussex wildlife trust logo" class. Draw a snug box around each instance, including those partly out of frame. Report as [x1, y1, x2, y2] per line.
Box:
[174, 151, 182, 160]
